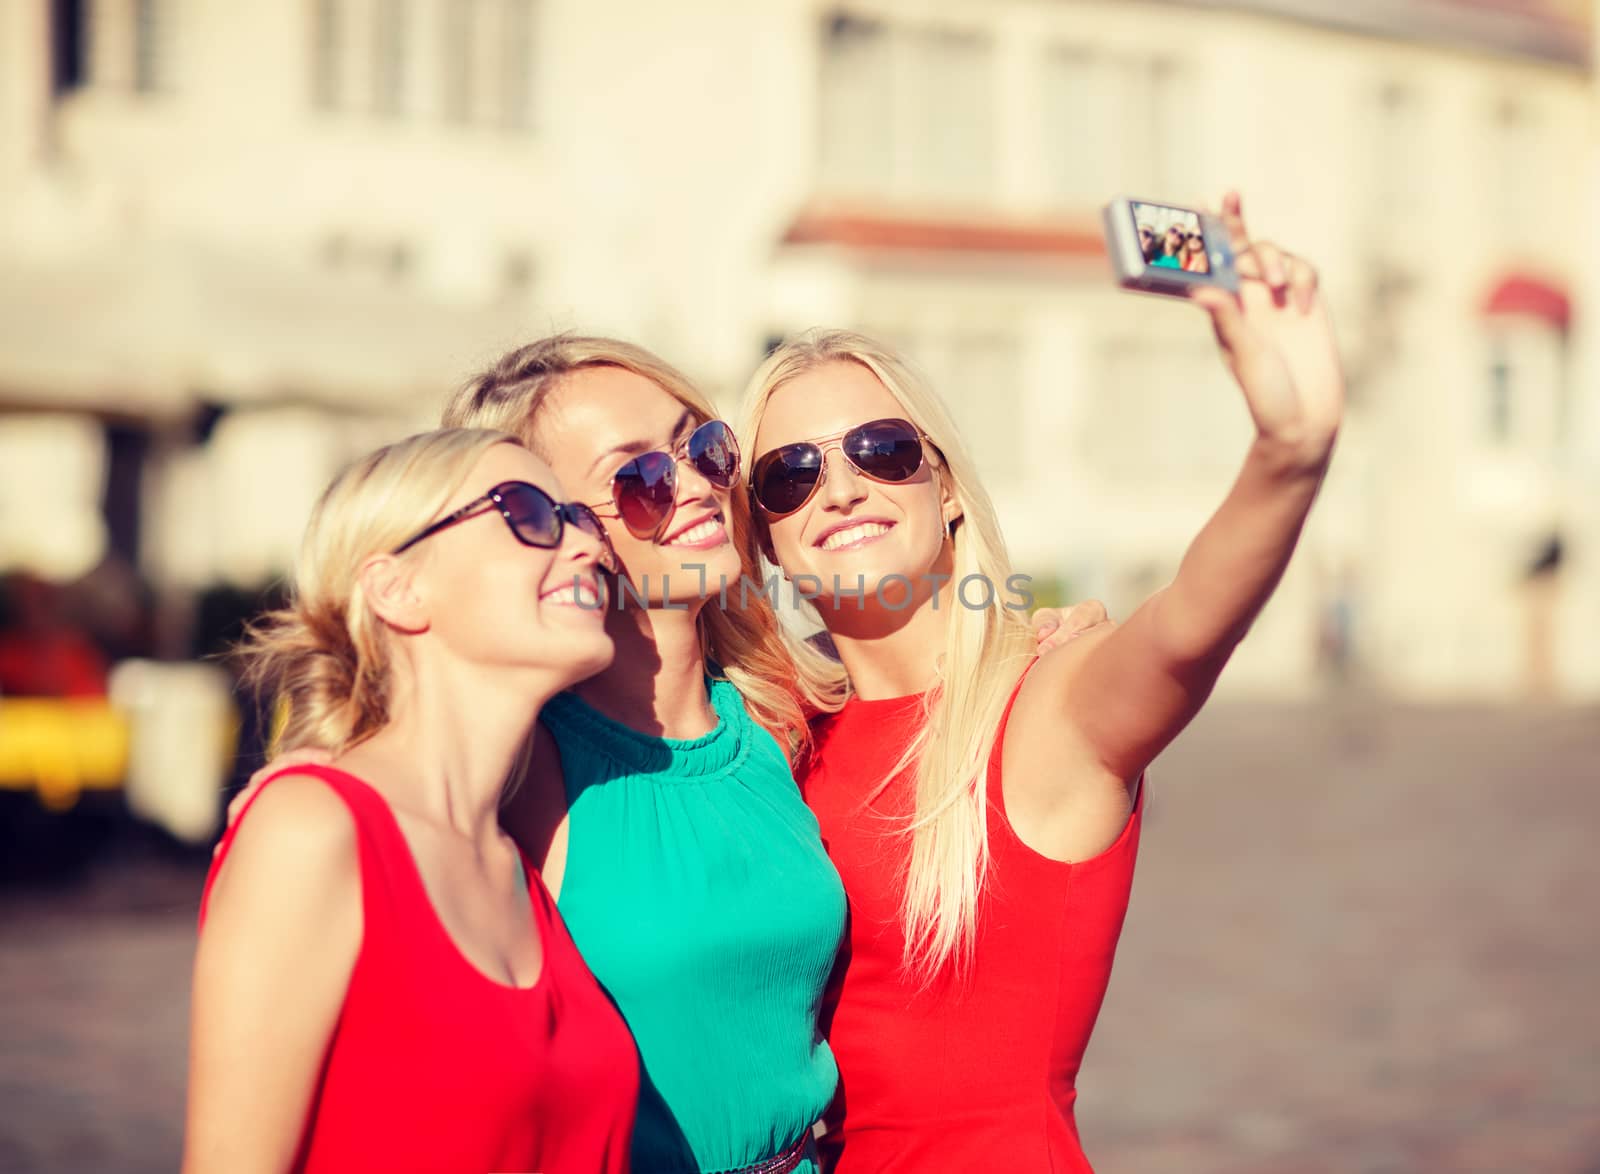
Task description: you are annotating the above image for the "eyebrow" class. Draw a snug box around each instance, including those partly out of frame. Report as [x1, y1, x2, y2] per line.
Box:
[585, 408, 694, 477]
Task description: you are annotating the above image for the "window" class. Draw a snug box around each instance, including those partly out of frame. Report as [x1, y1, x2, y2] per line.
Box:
[1087, 339, 1239, 489]
[1488, 341, 1513, 444]
[818, 12, 994, 205]
[315, 0, 535, 127]
[311, 0, 342, 109]
[51, 0, 88, 98]
[1483, 324, 1566, 454]
[1040, 48, 1118, 203]
[441, 0, 536, 127]
[1039, 49, 1181, 207]
[52, 0, 172, 98]
[372, 0, 408, 116]
[819, 13, 893, 193]
[1374, 80, 1426, 218]
[499, 0, 537, 129]
[862, 320, 1024, 485]
[939, 330, 1022, 479]
[1488, 97, 1545, 253]
[131, 0, 171, 92]
[900, 26, 993, 202]
[439, 0, 477, 121]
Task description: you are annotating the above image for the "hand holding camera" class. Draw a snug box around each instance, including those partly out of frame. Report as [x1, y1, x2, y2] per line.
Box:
[1104, 190, 1344, 474]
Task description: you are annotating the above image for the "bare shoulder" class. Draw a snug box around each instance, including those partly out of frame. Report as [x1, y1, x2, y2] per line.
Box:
[207, 775, 361, 917]
[1001, 629, 1134, 860]
[1012, 623, 1116, 720]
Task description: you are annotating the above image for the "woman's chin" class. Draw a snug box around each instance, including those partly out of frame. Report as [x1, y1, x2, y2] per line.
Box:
[656, 545, 742, 597]
[552, 635, 616, 688]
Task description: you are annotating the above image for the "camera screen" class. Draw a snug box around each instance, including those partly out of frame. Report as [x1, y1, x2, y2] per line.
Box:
[1131, 201, 1210, 276]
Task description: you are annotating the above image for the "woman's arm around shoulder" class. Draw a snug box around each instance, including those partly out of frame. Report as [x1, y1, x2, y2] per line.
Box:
[183, 775, 364, 1174]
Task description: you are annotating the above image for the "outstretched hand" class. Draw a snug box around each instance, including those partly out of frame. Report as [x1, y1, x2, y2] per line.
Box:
[1188, 191, 1344, 472]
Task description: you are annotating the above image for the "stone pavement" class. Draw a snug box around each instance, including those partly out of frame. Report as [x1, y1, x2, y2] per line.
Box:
[0, 700, 1596, 1173]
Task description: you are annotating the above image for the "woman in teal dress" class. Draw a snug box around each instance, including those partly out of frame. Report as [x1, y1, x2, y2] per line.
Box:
[441, 336, 844, 1174]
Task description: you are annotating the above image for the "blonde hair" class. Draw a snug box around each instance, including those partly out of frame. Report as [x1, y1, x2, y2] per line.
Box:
[238, 428, 518, 756]
[735, 329, 1037, 985]
[441, 334, 810, 758]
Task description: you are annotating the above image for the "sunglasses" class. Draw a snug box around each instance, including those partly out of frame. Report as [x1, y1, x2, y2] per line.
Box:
[587, 419, 741, 541]
[750, 417, 931, 519]
[392, 480, 619, 572]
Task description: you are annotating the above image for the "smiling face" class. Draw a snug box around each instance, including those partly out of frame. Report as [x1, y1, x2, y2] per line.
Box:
[531, 365, 742, 606]
[752, 360, 955, 609]
[407, 442, 614, 689]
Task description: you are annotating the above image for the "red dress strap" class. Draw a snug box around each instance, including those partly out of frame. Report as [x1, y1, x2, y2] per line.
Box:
[200, 764, 379, 926]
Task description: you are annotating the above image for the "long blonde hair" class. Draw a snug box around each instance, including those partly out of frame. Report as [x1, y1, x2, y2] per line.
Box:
[238, 428, 517, 756]
[736, 329, 1038, 984]
[441, 334, 811, 758]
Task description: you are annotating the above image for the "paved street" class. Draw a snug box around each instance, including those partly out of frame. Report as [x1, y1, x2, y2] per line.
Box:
[1, 701, 1597, 1173]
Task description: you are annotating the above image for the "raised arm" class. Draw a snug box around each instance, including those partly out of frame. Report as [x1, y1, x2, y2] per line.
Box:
[183, 778, 362, 1174]
[1006, 193, 1343, 849]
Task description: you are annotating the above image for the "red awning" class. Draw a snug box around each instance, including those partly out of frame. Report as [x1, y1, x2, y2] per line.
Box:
[1483, 274, 1572, 332]
[782, 208, 1105, 259]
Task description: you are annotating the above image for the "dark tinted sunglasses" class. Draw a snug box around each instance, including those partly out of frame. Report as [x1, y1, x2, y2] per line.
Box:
[588, 419, 741, 541]
[392, 480, 618, 572]
[750, 417, 930, 519]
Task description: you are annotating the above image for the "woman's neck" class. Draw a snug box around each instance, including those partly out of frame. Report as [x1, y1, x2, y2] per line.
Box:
[341, 657, 556, 846]
[820, 574, 954, 701]
[572, 600, 716, 738]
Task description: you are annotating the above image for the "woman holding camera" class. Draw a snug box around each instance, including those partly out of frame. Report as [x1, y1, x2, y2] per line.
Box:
[185, 430, 638, 1174]
[737, 192, 1342, 1172]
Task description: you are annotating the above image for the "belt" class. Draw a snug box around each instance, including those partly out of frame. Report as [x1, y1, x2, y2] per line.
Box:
[720, 1131, 813, 1174]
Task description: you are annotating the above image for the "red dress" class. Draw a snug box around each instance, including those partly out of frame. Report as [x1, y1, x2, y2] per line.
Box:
[199, 765, 638, 1174]
[802, 679, 1144, 1173]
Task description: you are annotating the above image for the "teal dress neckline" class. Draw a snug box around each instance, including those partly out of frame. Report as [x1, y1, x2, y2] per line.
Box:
[543, 676, 749, 781]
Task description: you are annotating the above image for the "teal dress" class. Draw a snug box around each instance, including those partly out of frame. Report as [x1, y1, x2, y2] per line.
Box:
[541, 676, 846, 1174]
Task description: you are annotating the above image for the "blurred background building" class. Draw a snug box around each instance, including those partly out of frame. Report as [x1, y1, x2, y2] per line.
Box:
[0, 0, 1594, 837]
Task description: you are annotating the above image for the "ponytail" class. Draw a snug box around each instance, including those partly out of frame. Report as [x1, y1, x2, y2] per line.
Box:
[234, 427, 517, 755]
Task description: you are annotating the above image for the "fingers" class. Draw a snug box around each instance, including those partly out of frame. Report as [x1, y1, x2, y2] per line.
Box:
[1236, 244, 1318, 313]
[1061, 599, 1110, 632]
[1036, 627, 1074, 655]
[1220, 190, 1248, 253]
[1287, 254, 1319, 314]
[1189, 284, 1247, 352]
[1032, 600, 1115, 655]
[1218, 191, 1320, 312]
[219, 747, 333, 841]
[1231, 245, 1321, 316]
[1254, 242, 1290, 292]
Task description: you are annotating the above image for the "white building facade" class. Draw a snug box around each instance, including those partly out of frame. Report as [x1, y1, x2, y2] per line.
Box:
[0, 0, 1592, 698]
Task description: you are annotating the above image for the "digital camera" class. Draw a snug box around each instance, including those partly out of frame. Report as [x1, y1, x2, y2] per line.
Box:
[1103, 197, 1238, 296]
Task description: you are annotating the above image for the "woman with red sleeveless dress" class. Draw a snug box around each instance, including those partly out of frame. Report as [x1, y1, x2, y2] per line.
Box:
[739, 195, 1343, 1170]
[184, 430, 639, 1174]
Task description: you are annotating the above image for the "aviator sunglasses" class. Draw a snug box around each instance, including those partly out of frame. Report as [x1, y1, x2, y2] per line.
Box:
[392, 480, 619, 572]
[587, 419, 741, 541]
[749, 417, 932, 519]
